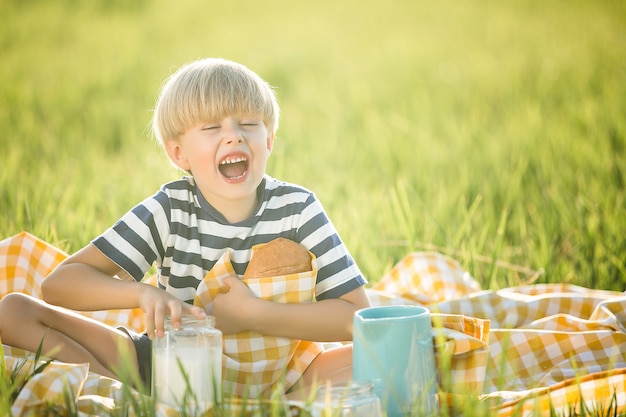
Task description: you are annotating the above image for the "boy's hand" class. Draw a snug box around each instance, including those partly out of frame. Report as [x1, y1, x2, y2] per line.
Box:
[139, 284, 206, 339]
[211, 276, 260, 334]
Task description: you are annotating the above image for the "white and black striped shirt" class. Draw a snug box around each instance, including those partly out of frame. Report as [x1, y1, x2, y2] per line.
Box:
[93, 175, 366, 303]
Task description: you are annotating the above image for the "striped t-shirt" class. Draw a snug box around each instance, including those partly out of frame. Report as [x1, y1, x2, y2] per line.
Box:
[93, 175, 366, 303]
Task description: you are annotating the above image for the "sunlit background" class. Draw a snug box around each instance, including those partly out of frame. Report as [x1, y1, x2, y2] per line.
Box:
[2, 0, 625, 289]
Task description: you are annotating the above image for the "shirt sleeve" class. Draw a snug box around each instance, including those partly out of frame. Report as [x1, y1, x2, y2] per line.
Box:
[296, 192, 367, 300]
[92, 191, 171, 281]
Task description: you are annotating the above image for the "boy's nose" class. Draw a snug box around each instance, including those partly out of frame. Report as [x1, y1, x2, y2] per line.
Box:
[223, 123, 244, 144]
[225, 135, 244, 144]
[224, 125, 243, 143]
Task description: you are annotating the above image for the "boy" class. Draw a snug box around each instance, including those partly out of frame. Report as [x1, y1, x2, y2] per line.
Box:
[0, 58, 370, 399]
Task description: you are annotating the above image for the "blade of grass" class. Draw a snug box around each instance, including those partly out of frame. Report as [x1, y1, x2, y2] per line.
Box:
[486, 207, 509, 290]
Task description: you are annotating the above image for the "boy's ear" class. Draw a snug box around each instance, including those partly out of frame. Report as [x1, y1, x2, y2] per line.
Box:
[164, 140, 191, 171]
[266, 131, 275, 154]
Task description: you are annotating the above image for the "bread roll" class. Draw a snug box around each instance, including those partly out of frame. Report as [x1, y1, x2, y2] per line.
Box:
[244, 238, 312, 278]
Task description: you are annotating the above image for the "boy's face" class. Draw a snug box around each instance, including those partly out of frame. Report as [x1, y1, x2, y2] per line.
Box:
[165, 114, 274, 214]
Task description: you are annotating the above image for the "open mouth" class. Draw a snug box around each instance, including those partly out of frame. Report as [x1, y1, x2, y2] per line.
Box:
[219, 155, 249, 180]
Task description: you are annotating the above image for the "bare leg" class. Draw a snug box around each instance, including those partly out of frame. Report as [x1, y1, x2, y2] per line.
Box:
[286, 344, 353, 401]
[0, 292, 138, 380]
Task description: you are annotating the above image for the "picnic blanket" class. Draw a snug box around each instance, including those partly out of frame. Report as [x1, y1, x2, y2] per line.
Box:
[193, 246, 324, 397]
[1, 231, 625, 416]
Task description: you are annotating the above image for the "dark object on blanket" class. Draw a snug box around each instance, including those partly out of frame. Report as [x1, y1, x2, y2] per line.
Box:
[244, 238, 312, 278]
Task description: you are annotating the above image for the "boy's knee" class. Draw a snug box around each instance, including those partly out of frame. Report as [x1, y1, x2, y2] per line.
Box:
[0, 291, 28, 309]
[0, 292, 38, 323]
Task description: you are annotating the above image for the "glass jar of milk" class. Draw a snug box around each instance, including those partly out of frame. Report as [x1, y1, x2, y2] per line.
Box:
[152, 316, 222, 411]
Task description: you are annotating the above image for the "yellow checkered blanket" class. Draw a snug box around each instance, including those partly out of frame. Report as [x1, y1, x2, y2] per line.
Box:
[193, 246, 324, 397]
[1, 232, 625, 416]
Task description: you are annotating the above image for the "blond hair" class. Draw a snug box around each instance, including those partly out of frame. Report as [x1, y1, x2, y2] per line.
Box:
[152, 58, 279, 145]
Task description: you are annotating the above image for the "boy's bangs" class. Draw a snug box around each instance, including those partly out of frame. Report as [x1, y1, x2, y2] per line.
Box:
[193, 78, 272, 126]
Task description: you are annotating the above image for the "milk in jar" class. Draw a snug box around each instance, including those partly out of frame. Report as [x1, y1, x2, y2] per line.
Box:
[152, 316, 222, 410]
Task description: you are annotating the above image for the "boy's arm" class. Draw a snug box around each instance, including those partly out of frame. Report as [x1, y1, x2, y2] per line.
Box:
[212, 277, 371, 342]
[41, 243, 206, 338]
[42, 243, 143, 310]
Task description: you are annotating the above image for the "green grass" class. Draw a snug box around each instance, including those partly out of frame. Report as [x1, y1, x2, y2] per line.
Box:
[1, 0, 625, 290]
[1, 0, 625, 414]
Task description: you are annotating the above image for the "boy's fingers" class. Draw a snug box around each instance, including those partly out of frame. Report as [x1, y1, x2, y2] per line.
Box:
[221, 275, 242, 292]
[187, 305, 208, 319]
[145, 313, 155, 340]
[154, 303, 166, 338]
[168, 300, 186, 329]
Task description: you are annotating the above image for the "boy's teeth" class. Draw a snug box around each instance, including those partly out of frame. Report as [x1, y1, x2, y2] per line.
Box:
[221, 156, 246, 165]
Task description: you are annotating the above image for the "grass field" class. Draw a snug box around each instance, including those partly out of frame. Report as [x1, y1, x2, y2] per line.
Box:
[2, 1, 626, 415]
[1, 0, 625, 290]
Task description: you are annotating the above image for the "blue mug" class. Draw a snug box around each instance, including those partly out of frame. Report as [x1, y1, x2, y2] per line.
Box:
[353, 305, 438, 417]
